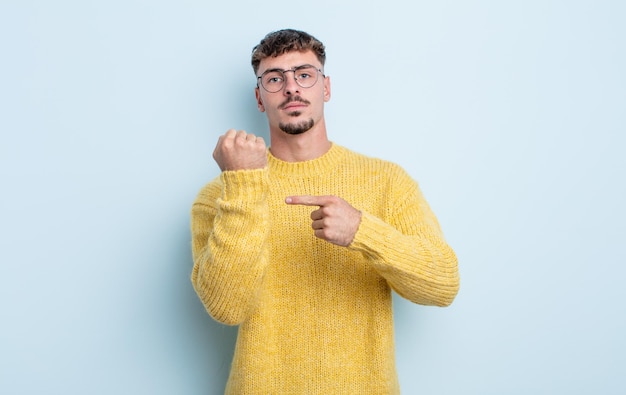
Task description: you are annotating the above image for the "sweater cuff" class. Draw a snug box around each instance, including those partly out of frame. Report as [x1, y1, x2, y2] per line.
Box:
[220, 168, 269, 201]
[349, 211, 394, 258]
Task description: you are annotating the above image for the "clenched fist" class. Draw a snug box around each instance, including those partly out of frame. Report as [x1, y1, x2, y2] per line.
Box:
[213, 129, 267, 171]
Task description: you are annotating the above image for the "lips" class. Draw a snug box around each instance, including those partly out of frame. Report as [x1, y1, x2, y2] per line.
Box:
[283, 103, 306, 111]
[280, 97, 309, 111]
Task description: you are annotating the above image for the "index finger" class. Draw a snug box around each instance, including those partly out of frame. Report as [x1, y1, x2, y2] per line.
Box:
[285, 195, 333, 206]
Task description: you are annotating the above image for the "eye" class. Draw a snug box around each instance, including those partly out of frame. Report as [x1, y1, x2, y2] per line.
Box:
[295, 67, 316, 80]
[263, 72, 284, 85]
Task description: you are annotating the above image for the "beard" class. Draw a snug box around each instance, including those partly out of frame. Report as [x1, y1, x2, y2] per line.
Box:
[278, 96, 314, 135]
[279, 117, 315, 135]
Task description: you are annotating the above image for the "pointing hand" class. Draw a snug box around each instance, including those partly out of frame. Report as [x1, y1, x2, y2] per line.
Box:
[286, 195, 362, 247]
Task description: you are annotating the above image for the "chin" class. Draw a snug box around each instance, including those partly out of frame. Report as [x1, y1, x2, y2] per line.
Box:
[279, 118, 315, 135]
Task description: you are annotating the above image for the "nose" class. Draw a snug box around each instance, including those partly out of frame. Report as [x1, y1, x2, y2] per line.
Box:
[282, 71, 300, 95]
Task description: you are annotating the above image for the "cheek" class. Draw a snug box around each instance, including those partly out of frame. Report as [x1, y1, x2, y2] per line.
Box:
[265, 105, 283, 121]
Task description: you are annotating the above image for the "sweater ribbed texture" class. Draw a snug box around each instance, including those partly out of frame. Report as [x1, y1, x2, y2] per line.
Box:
[191, 143, 459, 394]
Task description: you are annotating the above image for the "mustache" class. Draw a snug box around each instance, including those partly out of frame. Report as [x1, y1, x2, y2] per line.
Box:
[280, 96, 310, 109]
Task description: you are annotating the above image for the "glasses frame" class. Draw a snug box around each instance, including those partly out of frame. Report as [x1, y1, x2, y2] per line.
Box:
[256, 64, 324, 93]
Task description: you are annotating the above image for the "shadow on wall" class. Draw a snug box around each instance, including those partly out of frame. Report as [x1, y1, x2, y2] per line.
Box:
[230, 79, 270, 141]
[176, 214, 238, 393]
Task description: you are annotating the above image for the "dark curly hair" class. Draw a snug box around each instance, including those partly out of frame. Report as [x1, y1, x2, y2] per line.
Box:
[251, 29, 326, 75]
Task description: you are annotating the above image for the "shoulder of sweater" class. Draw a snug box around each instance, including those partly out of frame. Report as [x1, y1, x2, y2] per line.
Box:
[336, 144, 411, 175]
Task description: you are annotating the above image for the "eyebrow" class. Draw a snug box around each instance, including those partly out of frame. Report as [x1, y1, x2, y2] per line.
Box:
[259, 64, 317, 75]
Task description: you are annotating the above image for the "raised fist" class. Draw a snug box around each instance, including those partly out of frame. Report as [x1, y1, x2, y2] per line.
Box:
[213, 129, 267, 171]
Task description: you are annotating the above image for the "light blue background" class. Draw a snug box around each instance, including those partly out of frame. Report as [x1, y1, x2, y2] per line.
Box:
[1, 1, 624, 394]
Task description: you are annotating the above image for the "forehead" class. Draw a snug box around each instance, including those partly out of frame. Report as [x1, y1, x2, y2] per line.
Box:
[257, 50, 321, 74]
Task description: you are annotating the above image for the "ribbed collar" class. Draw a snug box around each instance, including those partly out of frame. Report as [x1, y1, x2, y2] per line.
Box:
[267, 142, 346, 178]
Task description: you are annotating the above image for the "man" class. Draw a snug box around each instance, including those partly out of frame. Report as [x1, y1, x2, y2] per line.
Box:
[191, 29, 459, 394]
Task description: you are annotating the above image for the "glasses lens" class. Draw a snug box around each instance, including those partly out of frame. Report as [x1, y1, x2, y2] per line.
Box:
[261, 71, 285, 93]
[294, 66, 318, 88]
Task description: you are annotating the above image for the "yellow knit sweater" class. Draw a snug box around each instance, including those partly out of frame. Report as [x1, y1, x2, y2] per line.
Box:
[191, 143, 459, 394]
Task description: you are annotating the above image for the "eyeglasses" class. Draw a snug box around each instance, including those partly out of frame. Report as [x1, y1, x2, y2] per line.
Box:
[257, 64, 324, 93]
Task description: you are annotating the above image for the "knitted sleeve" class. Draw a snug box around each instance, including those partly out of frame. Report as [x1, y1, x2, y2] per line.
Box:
[349, 166, 460, 307]
[190, 169, 270, 325]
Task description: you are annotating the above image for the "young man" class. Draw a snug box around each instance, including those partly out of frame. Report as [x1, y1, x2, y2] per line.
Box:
[191, 29, 460, 394]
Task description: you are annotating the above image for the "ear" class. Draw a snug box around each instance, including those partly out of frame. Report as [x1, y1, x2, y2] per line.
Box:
[323, 75, 331, 102]
[255, 87, 265, 112]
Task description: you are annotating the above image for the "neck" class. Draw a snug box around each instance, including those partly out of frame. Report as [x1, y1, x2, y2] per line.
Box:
[268, 120, 332, 162]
